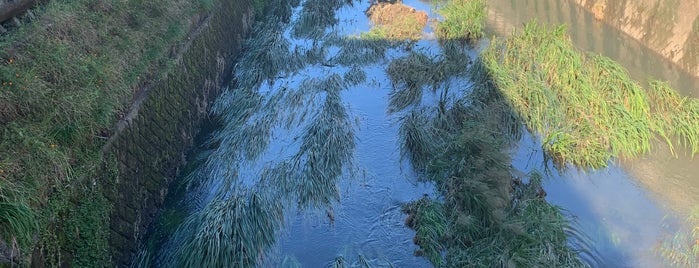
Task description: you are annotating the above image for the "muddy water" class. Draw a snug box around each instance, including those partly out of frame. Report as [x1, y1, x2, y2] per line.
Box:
[486, 0, 699, 266]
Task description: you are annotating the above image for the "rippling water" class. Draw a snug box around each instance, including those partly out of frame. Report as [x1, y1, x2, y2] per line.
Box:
[141, 0, 698, 267]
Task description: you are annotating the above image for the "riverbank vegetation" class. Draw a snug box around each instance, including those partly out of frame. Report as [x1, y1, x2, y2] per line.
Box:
[0, 0, 214, 265]
[386, 1, 586, 266]
[481, 22, 699, 169]
[395, 71, 585, 266]
[435, 0, 486, 43]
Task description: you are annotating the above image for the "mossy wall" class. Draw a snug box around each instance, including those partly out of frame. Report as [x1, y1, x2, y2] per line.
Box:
[99, 0, 253, 266]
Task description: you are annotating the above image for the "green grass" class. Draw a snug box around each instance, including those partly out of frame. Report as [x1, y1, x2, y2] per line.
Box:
[659, 208, 699, 267]
[435, 0, 486, 43]
[269, 86, 356, 208]
[327, 35, 392, 66]
[480, 22, 699, 169]
[0, 201, 35, 255]
[391, 29, 584, 265]
[164, 191, 283, 268]
[403, 197, 446, 266]
[161, 1, 361, 264]
[386, 50, 471, 113]
[0, 0, 215, 264]
[292, 0, 353, 39]
[399, 91, 586, 266]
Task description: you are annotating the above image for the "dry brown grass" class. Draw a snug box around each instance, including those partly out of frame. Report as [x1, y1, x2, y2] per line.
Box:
[365, 2, 428, 40]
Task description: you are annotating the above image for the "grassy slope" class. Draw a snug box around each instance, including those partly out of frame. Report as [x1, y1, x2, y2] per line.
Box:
[0, 0, 213, 265]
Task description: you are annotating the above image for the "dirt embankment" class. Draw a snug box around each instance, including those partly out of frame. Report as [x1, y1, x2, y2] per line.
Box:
[572, 0, 699, 77]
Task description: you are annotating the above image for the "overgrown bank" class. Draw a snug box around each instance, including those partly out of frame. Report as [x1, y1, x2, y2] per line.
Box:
[386, 1, 585, 266]
[478, 6, 699, 268]
[0, 0, 256, 266]
[482, 22, 699, 170]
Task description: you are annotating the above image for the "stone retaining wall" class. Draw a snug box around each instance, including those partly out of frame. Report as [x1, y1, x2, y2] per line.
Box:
[99, 0, 253, 266]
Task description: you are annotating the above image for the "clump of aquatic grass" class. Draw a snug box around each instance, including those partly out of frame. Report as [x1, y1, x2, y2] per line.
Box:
[438, 40, 471, 77]
[428, 120, 513, 226]
[292, 0, 353, 38]
[211, 87, 263, 126]
[234, 19, 305, 90]
[343, 65, 367, 86]
[386, 52, 439, 112]
[327, 35, 391, 66]
[281, 255, 303, 268]
[276, 76, 332, 129]
[399, 110, 439, 170]
[363, 2, 428, 41]
[386, 49, 473, 114]
[400, 90, 585, 266]
[481, 22, 699, 169]
[435, 0, 486, 43]
[302, 41, 329, 65]
[164, 191, 283, 268]
[290, 89, 355, 207]
[256, 0, 300, 23]
[403, 197, 447, 266]
[329, 256, 348, 268]
[658, 208, 699, 267]
[260, 88, 355, 209]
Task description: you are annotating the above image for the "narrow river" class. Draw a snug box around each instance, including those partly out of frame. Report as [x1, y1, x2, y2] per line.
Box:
[138, 0, 698, 267]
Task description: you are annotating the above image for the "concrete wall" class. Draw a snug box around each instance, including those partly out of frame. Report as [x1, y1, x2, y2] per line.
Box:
[99, 0, 253, 266]
[571, 0, 699, 77]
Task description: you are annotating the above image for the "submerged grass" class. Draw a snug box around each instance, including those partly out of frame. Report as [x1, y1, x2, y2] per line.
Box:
[386, 50, 470, 113]
[292, 0, 354, 39]
[481, 22, 699, 169]
[233, 18, 306, 90]
[395, 46, 584, 265]
[263, 86, 356, 209]
[387, 52, 434, 112]
[164, 191, 283, 268]
[659, 208, 699, 267]
[327, 35, 392, 66]
[164, 1, 362, 264]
